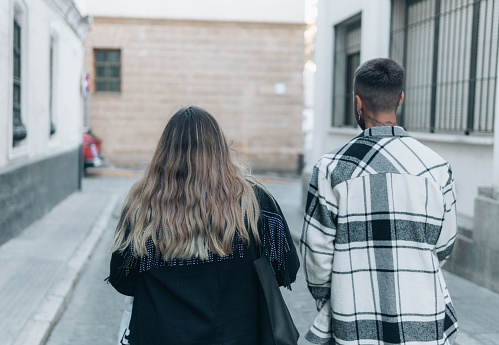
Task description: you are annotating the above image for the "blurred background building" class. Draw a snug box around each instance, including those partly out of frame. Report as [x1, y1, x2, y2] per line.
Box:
[308, 0, 499, 292]
[83, 0, 307, 173]
[0, 0, 90, 245]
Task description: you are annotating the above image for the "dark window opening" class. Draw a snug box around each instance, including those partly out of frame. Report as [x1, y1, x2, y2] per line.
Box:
[94, 49, 121, 93]
[345, 52, 361, 126]
[49, 37, 56, 136]
[13, 19, 27, 144]
[332, 14, 362, 127]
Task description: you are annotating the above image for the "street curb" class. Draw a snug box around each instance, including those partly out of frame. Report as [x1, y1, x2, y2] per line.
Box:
[13, 194, 119, 345]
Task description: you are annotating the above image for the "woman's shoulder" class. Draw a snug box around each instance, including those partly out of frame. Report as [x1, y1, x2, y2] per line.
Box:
[248, 180, 266, 197]
[246, 179, 281, 214]
[247, 179, 272, 201]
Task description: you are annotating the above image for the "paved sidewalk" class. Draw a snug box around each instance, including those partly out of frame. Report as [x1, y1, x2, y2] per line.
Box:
[0, 173, 135, 345]
[1, 171, 498, 345]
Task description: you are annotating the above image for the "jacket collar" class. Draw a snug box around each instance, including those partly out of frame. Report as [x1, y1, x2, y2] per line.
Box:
[359, 126, 410, 138]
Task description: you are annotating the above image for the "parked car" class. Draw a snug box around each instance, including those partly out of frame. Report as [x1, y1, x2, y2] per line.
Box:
[83, 131, 103, 170]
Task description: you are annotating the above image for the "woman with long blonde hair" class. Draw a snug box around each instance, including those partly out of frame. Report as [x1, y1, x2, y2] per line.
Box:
[108, 106, 299, 345]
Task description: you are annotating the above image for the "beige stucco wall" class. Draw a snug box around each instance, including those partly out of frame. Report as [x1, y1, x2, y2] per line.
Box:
[84, 17, 305, 173]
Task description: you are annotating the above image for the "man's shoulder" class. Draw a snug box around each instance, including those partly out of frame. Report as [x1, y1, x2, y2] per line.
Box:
[313, 148, 345, 175]
[314, 134, 452, 187]
[314, 134, 371, 167]
[397, 136, 452, 169]
[317, 136, 363, 161]
[312, 136, 365, 183]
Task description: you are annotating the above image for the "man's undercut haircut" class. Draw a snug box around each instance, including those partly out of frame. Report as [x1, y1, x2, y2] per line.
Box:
[354, 58, 404, 114]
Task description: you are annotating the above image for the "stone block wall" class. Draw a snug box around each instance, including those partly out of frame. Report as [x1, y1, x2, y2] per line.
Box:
[444, 187, 499, 293]
[84, 17, 305, 173]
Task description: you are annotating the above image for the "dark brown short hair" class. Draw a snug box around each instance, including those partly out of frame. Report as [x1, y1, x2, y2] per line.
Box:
[354, 58, 404, 113]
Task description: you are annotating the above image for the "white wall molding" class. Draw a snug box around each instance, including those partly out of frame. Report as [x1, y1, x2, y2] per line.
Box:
[44, 0, 91, 40]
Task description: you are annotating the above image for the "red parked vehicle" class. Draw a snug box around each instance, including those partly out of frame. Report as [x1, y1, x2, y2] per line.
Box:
[83, 130, 103, 170]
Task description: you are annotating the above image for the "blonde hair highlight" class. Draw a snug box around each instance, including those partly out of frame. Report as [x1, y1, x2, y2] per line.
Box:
[112, 106, 260, 260]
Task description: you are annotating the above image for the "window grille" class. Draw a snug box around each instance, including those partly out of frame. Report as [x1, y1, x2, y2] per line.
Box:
[94, 49, 121, 92]
[332, 13, 362, 127]
[13, 19, 27, 144]
[390, 0, 499, 134]
[49, 37, 56, 136]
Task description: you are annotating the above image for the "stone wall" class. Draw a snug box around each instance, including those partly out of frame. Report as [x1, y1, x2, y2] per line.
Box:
[84, 17, 305, 173]
[0, 149, 81, 246]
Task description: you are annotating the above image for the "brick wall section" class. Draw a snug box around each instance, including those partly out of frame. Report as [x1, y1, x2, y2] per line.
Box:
[84, 17, 305, 173]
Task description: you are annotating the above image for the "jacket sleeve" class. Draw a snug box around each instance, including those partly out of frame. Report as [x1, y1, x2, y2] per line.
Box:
[255, 183, 300, 289]
[108, 245, 140, 296]
[300, 165, 337, 304]
[269, 193, 300, 288]
[435, 165, 458, 266]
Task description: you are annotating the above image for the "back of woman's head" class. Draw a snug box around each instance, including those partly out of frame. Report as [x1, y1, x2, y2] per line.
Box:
[152, 106, 233, 190]
[113, 106, 260, 260]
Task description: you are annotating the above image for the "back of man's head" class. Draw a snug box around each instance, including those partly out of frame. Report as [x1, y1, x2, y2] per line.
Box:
[354, 58, 404, 114]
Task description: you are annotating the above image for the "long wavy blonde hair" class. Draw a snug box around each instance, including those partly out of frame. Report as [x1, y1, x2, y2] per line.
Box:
[112, 106, 260, 260]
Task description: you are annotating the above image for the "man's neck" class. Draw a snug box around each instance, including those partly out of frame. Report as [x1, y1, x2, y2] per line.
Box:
[363, 111, 398, 129]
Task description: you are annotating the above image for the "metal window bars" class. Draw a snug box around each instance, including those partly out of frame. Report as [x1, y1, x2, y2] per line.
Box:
[94, 49, 121, 92]
[13, 19, 27, 143]
[49, 36, 56, 136]
[390, 0, 499, 134]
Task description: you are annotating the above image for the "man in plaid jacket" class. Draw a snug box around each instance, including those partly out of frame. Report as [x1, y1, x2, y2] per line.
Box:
[301, 58, 458, 345]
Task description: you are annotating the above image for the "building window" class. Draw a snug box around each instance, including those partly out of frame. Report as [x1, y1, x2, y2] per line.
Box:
[13, 18, 27, 144]
[390, 0, 499, 134]
[49, 36, 56, 136]
[332, 13, 362, 127]
[94, 49, 121, 92]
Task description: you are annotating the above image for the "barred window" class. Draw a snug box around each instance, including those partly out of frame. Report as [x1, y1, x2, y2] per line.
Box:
[390, 0, 499, 134]
[13, 18, 27, 144]
[49, 36, 56, 136]
[94, 49, 121, 92]
[332, 13, 362, 127]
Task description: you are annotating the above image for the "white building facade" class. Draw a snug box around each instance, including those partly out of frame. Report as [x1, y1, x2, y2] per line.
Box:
[308, 0, 499, 291]
[0, 0, 90, 245]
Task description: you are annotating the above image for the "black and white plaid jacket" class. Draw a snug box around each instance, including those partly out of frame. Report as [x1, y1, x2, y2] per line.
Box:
[301, 126, 458, 345]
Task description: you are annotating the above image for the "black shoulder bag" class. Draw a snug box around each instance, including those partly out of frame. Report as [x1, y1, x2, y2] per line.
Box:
[254, 246, 299, 345]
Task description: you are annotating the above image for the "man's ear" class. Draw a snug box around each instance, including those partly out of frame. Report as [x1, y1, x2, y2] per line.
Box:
[398, 91, 405, 107]
[355, 95, 363, 113]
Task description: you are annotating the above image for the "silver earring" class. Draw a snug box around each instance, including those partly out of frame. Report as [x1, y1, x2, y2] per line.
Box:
[357, 108, 362, 121]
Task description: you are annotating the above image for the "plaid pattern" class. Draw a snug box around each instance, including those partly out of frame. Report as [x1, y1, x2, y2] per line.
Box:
[301, 126, 458, 345]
